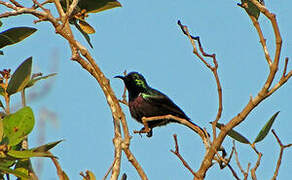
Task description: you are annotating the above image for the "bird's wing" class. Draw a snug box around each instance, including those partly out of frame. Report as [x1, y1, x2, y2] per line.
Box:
[141, 89, 190, 120]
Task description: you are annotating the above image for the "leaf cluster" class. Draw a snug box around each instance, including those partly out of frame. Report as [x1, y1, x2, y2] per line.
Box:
[0, 43, 59, 179]
[60, 0, 121, 48]
[215, 111, 280, 145]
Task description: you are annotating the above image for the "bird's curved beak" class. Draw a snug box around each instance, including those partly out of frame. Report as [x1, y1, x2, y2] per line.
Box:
[114, 75, 125, 80]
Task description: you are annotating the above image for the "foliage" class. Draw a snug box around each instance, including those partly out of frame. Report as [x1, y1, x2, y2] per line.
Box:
[0, 41, 60, 178]
[60, 0, 122, 48]
[216, 111, 280, 145]
[0, 27, 37, 55]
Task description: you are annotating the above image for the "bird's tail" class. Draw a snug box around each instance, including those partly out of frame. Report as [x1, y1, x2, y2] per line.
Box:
[180, 119, 209, 138]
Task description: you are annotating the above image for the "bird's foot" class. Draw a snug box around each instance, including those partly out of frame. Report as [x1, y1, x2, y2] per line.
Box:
[133, 127, 153, 137]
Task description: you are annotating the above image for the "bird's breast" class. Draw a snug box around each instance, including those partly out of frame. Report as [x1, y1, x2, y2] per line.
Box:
[129, 95, 146, 123]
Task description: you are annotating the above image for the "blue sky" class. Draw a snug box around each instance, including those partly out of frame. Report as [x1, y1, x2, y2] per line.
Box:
[1, 0, 292, 179]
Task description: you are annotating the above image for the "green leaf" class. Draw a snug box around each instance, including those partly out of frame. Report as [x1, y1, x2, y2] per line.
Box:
[0, 159, 15, 168]
[25, 73, 57, 89]
[7, 149, 55, 159]
[3, 106, 35, 146]
[253, 111, 280, 143]
[14, 159, 31, 180]
[0, 27, 37, 49]
[240, 0, 260, 20]
[7, 57, 32, 96]
[81, 0, 122, 14]
[61, 0, 121, 14]
[73, 19, 93, 48]
[0, 165, 30, 179]
[78, 19, 95, 34]
[216, 123, 250, 144]
[31, 140, 62, 152]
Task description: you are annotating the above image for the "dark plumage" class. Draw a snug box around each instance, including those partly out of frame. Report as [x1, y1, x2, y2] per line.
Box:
[115, 72, 203, 137]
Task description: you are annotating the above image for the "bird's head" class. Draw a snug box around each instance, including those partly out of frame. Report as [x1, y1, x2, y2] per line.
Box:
[115, 72, 149, 94]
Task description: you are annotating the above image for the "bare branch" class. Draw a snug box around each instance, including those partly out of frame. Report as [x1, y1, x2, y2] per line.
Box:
[123, 143, 148, 180]
[118, 71, 129, 106]
[267, 58, 292, 96]
[271, 130, 292, 180]
[136, 115, 209, 144]
[250, 153, 262, 180]
[53, 0, 65, 18]
[170, 134, 197, 177]
[103, 159, 115, 180]
[227, 164, 240, 180]
[0, 1, 17, 10]
[249, 15, 272, 66]
[9, 0, 23, 7]
[49, 151, 65, 180]
[66, 0, 78, 18]
[233, 141, 248, 178]
[195, 2, 291, 178]
[283, 57, 288, 77]
[178, 20, 223, 141]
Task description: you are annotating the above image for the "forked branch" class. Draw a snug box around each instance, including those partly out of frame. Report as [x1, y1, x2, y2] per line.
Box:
[170, 134, 197, 177]
[271, 129, 292, 180]
[177, 2, 292, 179]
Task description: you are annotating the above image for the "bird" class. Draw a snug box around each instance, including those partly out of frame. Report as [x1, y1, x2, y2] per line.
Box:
[115, 72, 205, 137]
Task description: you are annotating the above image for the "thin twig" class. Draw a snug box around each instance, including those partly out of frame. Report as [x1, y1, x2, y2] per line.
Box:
[195, 1, 291, 178]
[283, 57, 288, 77]
[250, 152, 262, 180]
[267, 57, 292, 96]
[233, 141, 245, 175]
[49, 152, 65, 180]
[233, 141, 251, 180]
[0, 1, 17, 10]
[227, 164, 240, 180]
[170, 134, 197, 177]
[271, 129, 292, 180]
[9, 0, 23, 7]
[177, 20, 223, 141]
[118, 78, 128, 106]
[103, 159, 115, 180]
[248, 15, 272, 66]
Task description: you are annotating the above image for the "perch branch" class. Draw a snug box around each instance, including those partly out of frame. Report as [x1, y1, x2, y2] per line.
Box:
[136, 115, 209, 145]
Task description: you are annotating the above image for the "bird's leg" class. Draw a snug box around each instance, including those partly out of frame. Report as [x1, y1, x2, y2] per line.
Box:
[133, 117, 152, 137]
